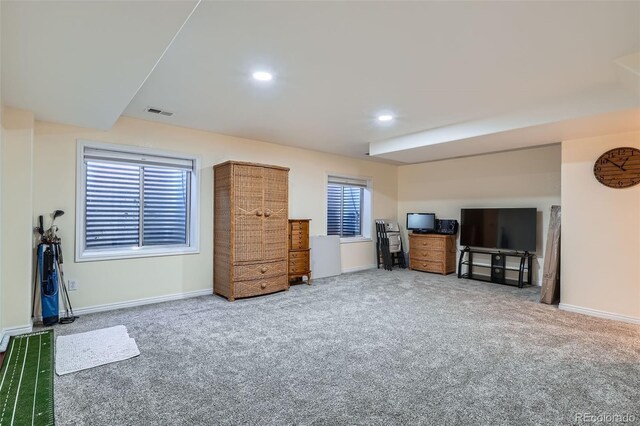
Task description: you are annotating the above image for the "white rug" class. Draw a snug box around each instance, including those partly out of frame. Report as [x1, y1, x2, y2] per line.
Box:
[55, 325, 140, 375]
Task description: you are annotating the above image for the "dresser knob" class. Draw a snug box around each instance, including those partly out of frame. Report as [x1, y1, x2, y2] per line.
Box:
[264, 210, 272, 217]
[256, 210, 263, 217]
[261, 282, 267, 289]
[261, 266, 268, 273]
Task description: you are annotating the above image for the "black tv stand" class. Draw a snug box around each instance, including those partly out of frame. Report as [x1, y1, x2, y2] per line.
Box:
[457, 247, 534, 288]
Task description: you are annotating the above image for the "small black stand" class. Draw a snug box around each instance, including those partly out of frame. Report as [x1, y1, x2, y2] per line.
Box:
[457, 247, 534, 288]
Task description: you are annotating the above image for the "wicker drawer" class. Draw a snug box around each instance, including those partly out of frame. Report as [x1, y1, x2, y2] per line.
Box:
[234, 260, 287, 281]
[410, 259, 443, 273]
[410, 249, 444, 262]
[412, 237, 444, 250]
[234, 274, 288, 298]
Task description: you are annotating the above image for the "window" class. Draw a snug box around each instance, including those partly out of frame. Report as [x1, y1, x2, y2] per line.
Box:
[76, 141, 199, 261]
[327, 175, 372, 240]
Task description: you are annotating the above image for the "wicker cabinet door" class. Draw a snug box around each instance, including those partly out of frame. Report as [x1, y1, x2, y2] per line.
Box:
[233, 165, 264, 262]
[263, 167, 288, 261]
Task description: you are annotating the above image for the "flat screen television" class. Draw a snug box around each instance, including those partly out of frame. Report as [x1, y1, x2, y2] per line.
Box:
[406, 213, 436, 234]
[460, 208, 537, 252]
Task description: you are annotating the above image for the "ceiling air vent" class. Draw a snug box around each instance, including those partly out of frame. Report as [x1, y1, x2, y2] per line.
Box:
[145, 107, 174, 117]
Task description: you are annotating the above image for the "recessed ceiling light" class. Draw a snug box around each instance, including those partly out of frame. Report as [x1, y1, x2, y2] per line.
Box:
[252, 71, 273, 82]
[377, 114, 394, 122]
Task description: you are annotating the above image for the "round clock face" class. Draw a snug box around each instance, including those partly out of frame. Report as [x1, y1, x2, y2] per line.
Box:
[593, 147, 640, 189]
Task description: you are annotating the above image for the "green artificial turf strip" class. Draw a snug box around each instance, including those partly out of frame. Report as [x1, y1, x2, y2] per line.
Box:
[0, 330, 54, 426]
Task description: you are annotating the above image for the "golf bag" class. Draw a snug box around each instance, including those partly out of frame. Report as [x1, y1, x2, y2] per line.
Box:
[38, 243, 59, 326]
[33, 210, 77, 325]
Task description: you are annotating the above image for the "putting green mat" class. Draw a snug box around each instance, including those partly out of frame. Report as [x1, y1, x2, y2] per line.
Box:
[0, 330, 54, 426]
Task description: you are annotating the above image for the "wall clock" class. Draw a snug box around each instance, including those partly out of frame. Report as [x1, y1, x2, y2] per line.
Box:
[593, 147, 640, 188]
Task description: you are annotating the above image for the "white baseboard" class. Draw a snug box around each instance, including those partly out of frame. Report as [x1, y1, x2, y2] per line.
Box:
[559, 303, 640, 325]
[64, 288, 213, 317]
[0, 324, 34, 347]
[342, 264, 377, 274]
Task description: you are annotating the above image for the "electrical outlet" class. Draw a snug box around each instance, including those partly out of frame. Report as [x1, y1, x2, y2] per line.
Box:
[68, 280, 78, 291]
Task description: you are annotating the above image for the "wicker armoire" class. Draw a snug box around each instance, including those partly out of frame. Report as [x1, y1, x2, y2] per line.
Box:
[213, 161, 290, 301]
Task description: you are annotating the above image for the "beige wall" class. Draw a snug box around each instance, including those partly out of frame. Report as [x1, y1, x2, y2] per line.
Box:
[1, 108, 34, 331]
[397, 145, 562, 283]
[32, 116, 397, 313]
[1, 105, 635, 327]
[0, 25, 3, 337]
[561, 131, 640, 321]
[0, 117, 3, 336]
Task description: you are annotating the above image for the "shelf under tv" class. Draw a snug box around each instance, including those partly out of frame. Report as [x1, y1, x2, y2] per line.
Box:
[457, 247, 534, 288]
[459, 273, 525, 288]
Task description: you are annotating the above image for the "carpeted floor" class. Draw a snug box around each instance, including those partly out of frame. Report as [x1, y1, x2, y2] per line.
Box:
[51, 269, 640, 425]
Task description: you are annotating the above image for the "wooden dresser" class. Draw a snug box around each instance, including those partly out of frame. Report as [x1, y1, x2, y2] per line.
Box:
[213, 161, 289, 301]
[288, 219, 311, 284]
[408, 233, 456, 275]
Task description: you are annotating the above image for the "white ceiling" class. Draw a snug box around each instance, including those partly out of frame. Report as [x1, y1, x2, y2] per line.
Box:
[1, 0, 198, 130]
[2, 1, 640, 163]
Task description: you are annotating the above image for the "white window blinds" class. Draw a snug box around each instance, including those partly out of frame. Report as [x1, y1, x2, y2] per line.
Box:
[83, 146, 194, 251]
[327, 176, 368, 237]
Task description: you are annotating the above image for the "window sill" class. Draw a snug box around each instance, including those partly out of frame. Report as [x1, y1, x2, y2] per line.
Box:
[76, 245, 200, 262]
[339, 237, 372, 244]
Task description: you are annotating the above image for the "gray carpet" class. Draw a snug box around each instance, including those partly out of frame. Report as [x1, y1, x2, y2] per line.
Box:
[50, 269, 640, 425]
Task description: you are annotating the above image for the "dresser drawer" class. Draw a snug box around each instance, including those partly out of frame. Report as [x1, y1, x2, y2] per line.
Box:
[408, 234, 455, 275]
[410, 259, 444, 273]
[410, 248, 444, 262]
[290, 233, 309, 249]
[233, 260, 287, 281]
[289, 258, 309, 273]
[289, 250, 309, 261]
[411, 237, 444, 250]
[234, 275, 288, 298]
[289, 221, 309, 232]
